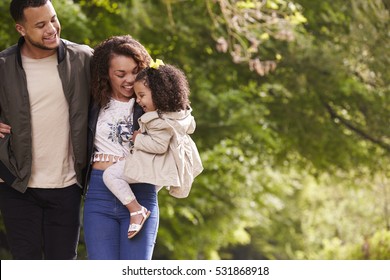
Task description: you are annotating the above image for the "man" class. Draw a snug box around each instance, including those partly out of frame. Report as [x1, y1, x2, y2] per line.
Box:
[0, 0, 92, 259]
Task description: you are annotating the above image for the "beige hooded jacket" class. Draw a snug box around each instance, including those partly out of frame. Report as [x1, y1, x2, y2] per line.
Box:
[123, 107, 203, 198]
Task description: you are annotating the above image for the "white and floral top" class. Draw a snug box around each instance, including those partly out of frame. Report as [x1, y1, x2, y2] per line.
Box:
[93, 98, 135, 162]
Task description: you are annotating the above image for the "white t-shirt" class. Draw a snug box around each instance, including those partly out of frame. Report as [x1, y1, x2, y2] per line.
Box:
[93, 98, 135, 162]
[22, 53, 76, 188]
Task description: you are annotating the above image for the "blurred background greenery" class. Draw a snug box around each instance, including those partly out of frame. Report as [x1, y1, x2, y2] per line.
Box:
[0, 0, 389, 260]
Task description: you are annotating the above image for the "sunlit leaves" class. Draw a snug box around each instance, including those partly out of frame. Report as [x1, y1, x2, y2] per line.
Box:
[206, 0, 306, 75]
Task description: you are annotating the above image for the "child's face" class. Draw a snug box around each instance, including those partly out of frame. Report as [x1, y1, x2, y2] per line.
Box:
[134, 81, 156, 112]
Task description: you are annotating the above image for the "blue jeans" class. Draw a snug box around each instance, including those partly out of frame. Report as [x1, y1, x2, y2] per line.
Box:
[83, 169, 159, 260]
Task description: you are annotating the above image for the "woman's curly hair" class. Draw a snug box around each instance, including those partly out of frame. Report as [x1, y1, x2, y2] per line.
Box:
[90, 35, 151, 108]
[135, 64, 190, 113]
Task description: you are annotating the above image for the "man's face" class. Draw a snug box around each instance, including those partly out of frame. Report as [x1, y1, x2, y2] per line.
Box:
[16, 1, 61, 57]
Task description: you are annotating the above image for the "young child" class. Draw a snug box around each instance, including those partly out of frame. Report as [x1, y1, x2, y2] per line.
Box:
[103, 59, 203, 239]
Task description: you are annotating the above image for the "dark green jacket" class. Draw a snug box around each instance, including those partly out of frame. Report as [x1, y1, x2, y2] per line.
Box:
[0, 37, 93, 193]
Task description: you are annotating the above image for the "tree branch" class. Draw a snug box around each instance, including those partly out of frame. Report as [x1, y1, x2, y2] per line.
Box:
[321, 99, 390, 152]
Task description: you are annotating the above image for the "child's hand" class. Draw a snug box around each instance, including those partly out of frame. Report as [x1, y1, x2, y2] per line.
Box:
[132, 130, 141, 142]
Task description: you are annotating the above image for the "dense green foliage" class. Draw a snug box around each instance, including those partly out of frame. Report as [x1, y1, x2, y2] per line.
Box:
[0, 0, 389, 260]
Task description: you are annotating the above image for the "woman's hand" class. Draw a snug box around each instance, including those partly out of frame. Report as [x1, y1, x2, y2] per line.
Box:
[0, 123, 11, 138]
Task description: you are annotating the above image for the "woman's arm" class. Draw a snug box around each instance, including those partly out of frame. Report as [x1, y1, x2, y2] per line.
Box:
[0, 123, 11, 138]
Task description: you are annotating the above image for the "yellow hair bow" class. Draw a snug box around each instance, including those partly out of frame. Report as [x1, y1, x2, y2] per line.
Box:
[150, 58, 164, 69]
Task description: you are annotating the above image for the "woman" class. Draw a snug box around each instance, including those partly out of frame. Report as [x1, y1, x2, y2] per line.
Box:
[83, 35, 159, 260]
[103, 62, 203, 239]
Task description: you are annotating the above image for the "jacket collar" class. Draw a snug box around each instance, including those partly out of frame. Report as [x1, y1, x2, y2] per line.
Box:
[16, 36, 66, 69]
[140, 107, 193, 123]
[139, 111, 160, 123]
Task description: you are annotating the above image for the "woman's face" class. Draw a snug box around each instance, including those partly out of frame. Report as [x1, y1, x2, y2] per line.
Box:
[108, 54, 138, 102]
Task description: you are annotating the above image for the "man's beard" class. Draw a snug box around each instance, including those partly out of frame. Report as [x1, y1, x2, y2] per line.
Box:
[25, 35, 59, 51]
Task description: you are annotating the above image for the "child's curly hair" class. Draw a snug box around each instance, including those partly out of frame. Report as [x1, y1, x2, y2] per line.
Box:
[91, 35, 151, 108]
[135, 64, 190, 113]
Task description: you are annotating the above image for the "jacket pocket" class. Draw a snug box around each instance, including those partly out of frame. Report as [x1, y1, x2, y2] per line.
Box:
[0, 134, 17, 185]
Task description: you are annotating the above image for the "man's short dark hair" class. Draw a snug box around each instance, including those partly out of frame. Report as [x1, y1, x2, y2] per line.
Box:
[10, 0, 50, 22]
